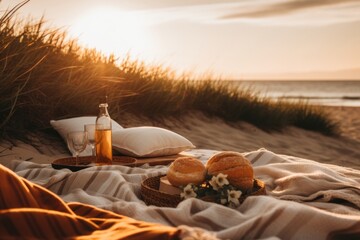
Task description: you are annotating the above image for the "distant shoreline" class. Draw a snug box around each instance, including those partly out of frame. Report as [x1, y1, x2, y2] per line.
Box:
[229, 79, 360, 82]
[224, 80, 360, 107]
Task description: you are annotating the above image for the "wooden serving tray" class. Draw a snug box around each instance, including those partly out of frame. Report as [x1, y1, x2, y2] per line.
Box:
[52, 154, 190, 172]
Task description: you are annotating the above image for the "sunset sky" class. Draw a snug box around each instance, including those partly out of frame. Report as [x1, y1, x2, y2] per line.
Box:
[2, 0, 360, 80]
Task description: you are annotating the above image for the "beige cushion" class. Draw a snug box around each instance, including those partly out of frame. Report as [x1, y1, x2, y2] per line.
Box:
[50, 116, 123, 141]
[50, 116, 123, 156]
[112, 127, 195, 157]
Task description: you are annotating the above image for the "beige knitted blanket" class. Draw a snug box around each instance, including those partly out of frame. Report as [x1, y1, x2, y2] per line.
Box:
[1, 148, 360, 239]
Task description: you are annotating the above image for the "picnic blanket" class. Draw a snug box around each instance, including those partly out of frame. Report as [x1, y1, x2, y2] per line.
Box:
[1, 148, 360, 239]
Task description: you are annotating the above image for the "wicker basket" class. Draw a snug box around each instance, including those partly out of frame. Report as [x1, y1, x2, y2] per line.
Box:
[141, 175, 266, 208]
[141, 175, 182, 207]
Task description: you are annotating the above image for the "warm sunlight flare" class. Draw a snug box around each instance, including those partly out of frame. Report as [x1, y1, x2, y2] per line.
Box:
[69, 8, 151, 56]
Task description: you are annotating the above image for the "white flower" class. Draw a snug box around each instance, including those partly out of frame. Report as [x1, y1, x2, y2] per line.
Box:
[220, 198, 227, 205]
[209, 173, 229, 191]
[209, 176, 220, 191]
[181, 184, 197, 199]
[227, 190, 242, 207]
[215, 173, 229, 187]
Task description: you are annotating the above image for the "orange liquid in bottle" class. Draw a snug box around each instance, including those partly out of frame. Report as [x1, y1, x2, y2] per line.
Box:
[95, 129, 112, 165]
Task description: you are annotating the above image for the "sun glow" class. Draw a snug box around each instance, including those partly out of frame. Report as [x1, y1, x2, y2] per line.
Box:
[69, 7, 152, 56]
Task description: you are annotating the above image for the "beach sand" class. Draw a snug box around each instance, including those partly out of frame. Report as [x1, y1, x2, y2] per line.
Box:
[121, 106, 360, 170]
[1, 106, 359, 170]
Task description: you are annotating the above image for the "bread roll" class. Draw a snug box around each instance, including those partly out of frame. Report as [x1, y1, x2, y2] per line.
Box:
[206, 151, 253, 192]
[167, 157, 206, 187]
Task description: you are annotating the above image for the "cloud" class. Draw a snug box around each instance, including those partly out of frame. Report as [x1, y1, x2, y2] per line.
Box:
[220, 0, 359, 19]
[112, 0, 360, 27]
[106, 0, 237, 11]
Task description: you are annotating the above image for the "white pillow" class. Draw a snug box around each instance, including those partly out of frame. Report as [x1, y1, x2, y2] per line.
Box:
[112, 127, 195, 157]
[50, 116, 123, 141]
[50, 116, 123, 156]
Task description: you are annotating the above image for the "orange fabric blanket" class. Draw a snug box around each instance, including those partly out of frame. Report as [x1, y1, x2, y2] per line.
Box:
[0, 164, 180, 240]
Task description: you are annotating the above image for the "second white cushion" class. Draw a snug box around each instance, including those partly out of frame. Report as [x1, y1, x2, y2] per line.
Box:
[112, 126, 195, 157]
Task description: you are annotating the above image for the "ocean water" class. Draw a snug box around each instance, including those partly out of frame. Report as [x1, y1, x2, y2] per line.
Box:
[230, 80, 360, 107]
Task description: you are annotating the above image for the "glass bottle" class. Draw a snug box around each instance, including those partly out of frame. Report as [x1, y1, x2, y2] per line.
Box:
[95, 102, 112, 165]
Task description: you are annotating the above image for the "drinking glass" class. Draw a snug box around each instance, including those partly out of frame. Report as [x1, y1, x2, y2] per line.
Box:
[84, 124, 96, 156]
[67, 131, 88, 165]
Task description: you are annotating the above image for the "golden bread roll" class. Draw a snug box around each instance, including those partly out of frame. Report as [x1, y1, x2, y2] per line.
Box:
[206, 151, 254, 192]
[167, 157, 206, 187]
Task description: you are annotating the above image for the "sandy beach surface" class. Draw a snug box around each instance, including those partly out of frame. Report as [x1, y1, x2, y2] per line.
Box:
[121, 106, 360, 170]
[1, 106, 359, 170]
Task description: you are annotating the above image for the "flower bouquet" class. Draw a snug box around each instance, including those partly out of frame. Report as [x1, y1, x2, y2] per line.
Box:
[182, 173, 256, 208]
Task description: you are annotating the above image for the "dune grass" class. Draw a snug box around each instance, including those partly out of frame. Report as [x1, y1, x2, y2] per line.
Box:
[0, 2, 338, 142]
